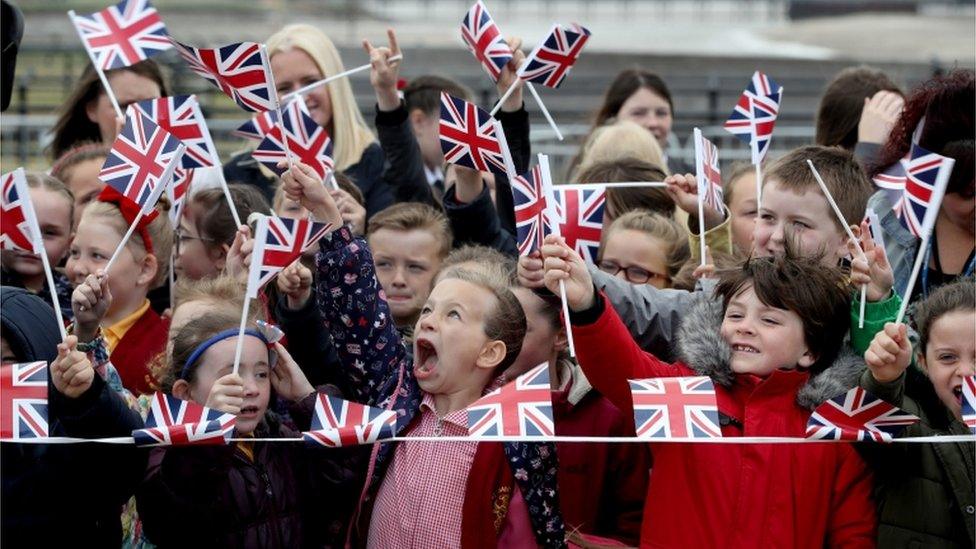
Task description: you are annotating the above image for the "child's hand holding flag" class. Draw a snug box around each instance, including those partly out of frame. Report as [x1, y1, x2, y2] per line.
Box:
[51, 335, 95, 399]
[849, 220, 894, 303]
[540, 233, 595, 312]
[71, 273, 112, 342]
[865, 322, 912, 384]
[277, 261, 313, 310]
[279, 161, 343, 229]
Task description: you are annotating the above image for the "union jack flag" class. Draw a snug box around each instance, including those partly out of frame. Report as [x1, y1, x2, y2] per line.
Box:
[170, 39, 275, 112]
[439, 92, 509, 175]
[693, 128, 724, 214]
[233, 109, 279, 140]
[724, 71, 783, 164]
[131, 95, 218, 169]
[512, 165, 550, 256]
[302, 394, 397, 447]
[132, 392, 236, 447]
[891, 143, 955, 238]
[460, 1, 513, 82]
[166, 167, 195, 229]
[962, 375, 976, 434]
[806, 387, 920, 442]
[0, 362, 49, 440]
[519, 23, 591, 89]
[872, 156, 908, 200]
[628, 376, 722, 439]
[551, 187, 605, 265]
[467, 363, 554, 437]
[253, 99, 334, 179]
[71, 0, 170, 71]
[100, 110, 185, 215]
[1, 168, 42, 254]
[246, 215, 334, 299]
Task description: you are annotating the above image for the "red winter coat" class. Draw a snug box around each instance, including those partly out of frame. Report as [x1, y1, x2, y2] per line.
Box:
[573, 293, 877, 548]
[552, 361, 649, 546]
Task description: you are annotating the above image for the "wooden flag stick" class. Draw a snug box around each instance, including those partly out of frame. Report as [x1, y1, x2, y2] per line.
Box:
[68, 11, 123, 119]
[283, 54, 403, 101]
[525, 83, 563, 141]
[807, 160, 869, 327]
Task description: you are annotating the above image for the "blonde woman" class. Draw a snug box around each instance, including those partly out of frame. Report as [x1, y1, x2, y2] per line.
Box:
[571, 119, 670, 181]
[224, 24, 394, 216]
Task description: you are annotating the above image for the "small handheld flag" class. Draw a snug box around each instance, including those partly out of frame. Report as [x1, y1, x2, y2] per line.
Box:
[166, 167, 195, 229]
[806, 387, 920, 442]
[511, 164, 549, 257]
[518, 23, 591, 89]
[467, 363, 554, 437]
[439, 92, 513, 177]
[962, 376, 976, 434]
[170, 39, 276, 113]
[302, 394, 397, 447]
[693, 128, 723, 267]
[0, 362, 49, 440]
[2, 169, 68, 337]
[460, 0, 513, 82]
[550, 187, 606, 266]
[253, 99, 335, 179]
[132, 392, 236, 446]
[724, 70, 782, 165]
[69, 0, 170, 71]
[245, 215, 334, 300]
[234, 110, 279, 141]
[628, 376, 722, 439]
[131, 95, 218, 169]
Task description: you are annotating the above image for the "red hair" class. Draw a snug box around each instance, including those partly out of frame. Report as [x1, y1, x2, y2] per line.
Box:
[872, 70, 974, 195]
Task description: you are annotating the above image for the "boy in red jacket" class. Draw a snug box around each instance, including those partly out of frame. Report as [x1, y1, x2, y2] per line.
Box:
[541, 236, 877, 548]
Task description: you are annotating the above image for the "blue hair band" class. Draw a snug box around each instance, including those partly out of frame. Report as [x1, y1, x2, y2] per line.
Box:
[179, 328, 271, 380]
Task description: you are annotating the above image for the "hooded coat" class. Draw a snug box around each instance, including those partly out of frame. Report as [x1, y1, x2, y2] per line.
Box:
[571, 291, 878, 548]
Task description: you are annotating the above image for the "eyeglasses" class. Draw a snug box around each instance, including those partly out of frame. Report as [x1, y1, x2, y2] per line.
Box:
[174, 229, 215, 254]
[597, 259, 668, 285]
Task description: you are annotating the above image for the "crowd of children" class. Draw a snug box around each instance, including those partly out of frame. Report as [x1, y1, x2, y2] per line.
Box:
[0, 17, 973, 549]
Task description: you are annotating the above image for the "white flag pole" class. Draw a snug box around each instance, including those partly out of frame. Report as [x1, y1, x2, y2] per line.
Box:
[38, 246, 68, 340]
[283, 54, 403, 101]
[259, 44, 295, 169]
[561, 181, 667, 190]
[493, 119, 518, 183]
[807, 160, 869, 328]
[749, 95, 762, 213]
[895, 157, 955, 325]
[235, 215, 268, 375]
[104, 212, 143, 274]
[490, 81, 519, 117]
[539, 154, 577, 358]
[67, 11, 124, 120]
[525, 83, 563, 141]
[188, 95, 243, 227]
[693, 128, 709, 269]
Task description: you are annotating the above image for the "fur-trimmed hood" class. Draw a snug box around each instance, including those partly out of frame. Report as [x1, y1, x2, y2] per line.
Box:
[673, 294, 864, 411]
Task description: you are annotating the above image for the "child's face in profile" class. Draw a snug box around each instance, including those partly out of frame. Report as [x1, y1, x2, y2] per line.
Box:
[370, 228, 442, 326]
[174, 211, 224, 281]
[920, 310, 976, 420]
[720, 283, 815, 377]
[0, 188, 73, 284]
[727, 173, 758, 254]
[188, 336, 271, 435]
[413, 278, 499, 397]
[599, 228, 671, 289]
[752, 180, 848, 264]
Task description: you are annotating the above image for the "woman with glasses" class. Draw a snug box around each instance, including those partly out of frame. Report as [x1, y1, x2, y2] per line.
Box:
[596, 210, 690, 290]
[175, 185, 269, 281]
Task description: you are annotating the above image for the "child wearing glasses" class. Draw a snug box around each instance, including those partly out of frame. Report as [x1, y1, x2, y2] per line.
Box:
[597, 210, 690, 289]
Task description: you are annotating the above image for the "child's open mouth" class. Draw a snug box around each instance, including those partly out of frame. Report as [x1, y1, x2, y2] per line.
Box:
[731, 344, 760, 354]
[414, 338, 439, 381]
[953, 385, 963, 404]
[239, 405, 260, 418]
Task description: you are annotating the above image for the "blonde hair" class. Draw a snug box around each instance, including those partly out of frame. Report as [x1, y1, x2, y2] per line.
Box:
[25, 173, 75, 224]
[367, 202, 453, 259]
[81, 198, 173, 287]
[173, 274, 246, 312]
[601, 209, 690, 281]
[266, 25, 376, 171]
[573, 120, 669, 179]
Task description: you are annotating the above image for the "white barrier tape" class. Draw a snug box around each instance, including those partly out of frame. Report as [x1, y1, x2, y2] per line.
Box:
[5, 434, 974, 445]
